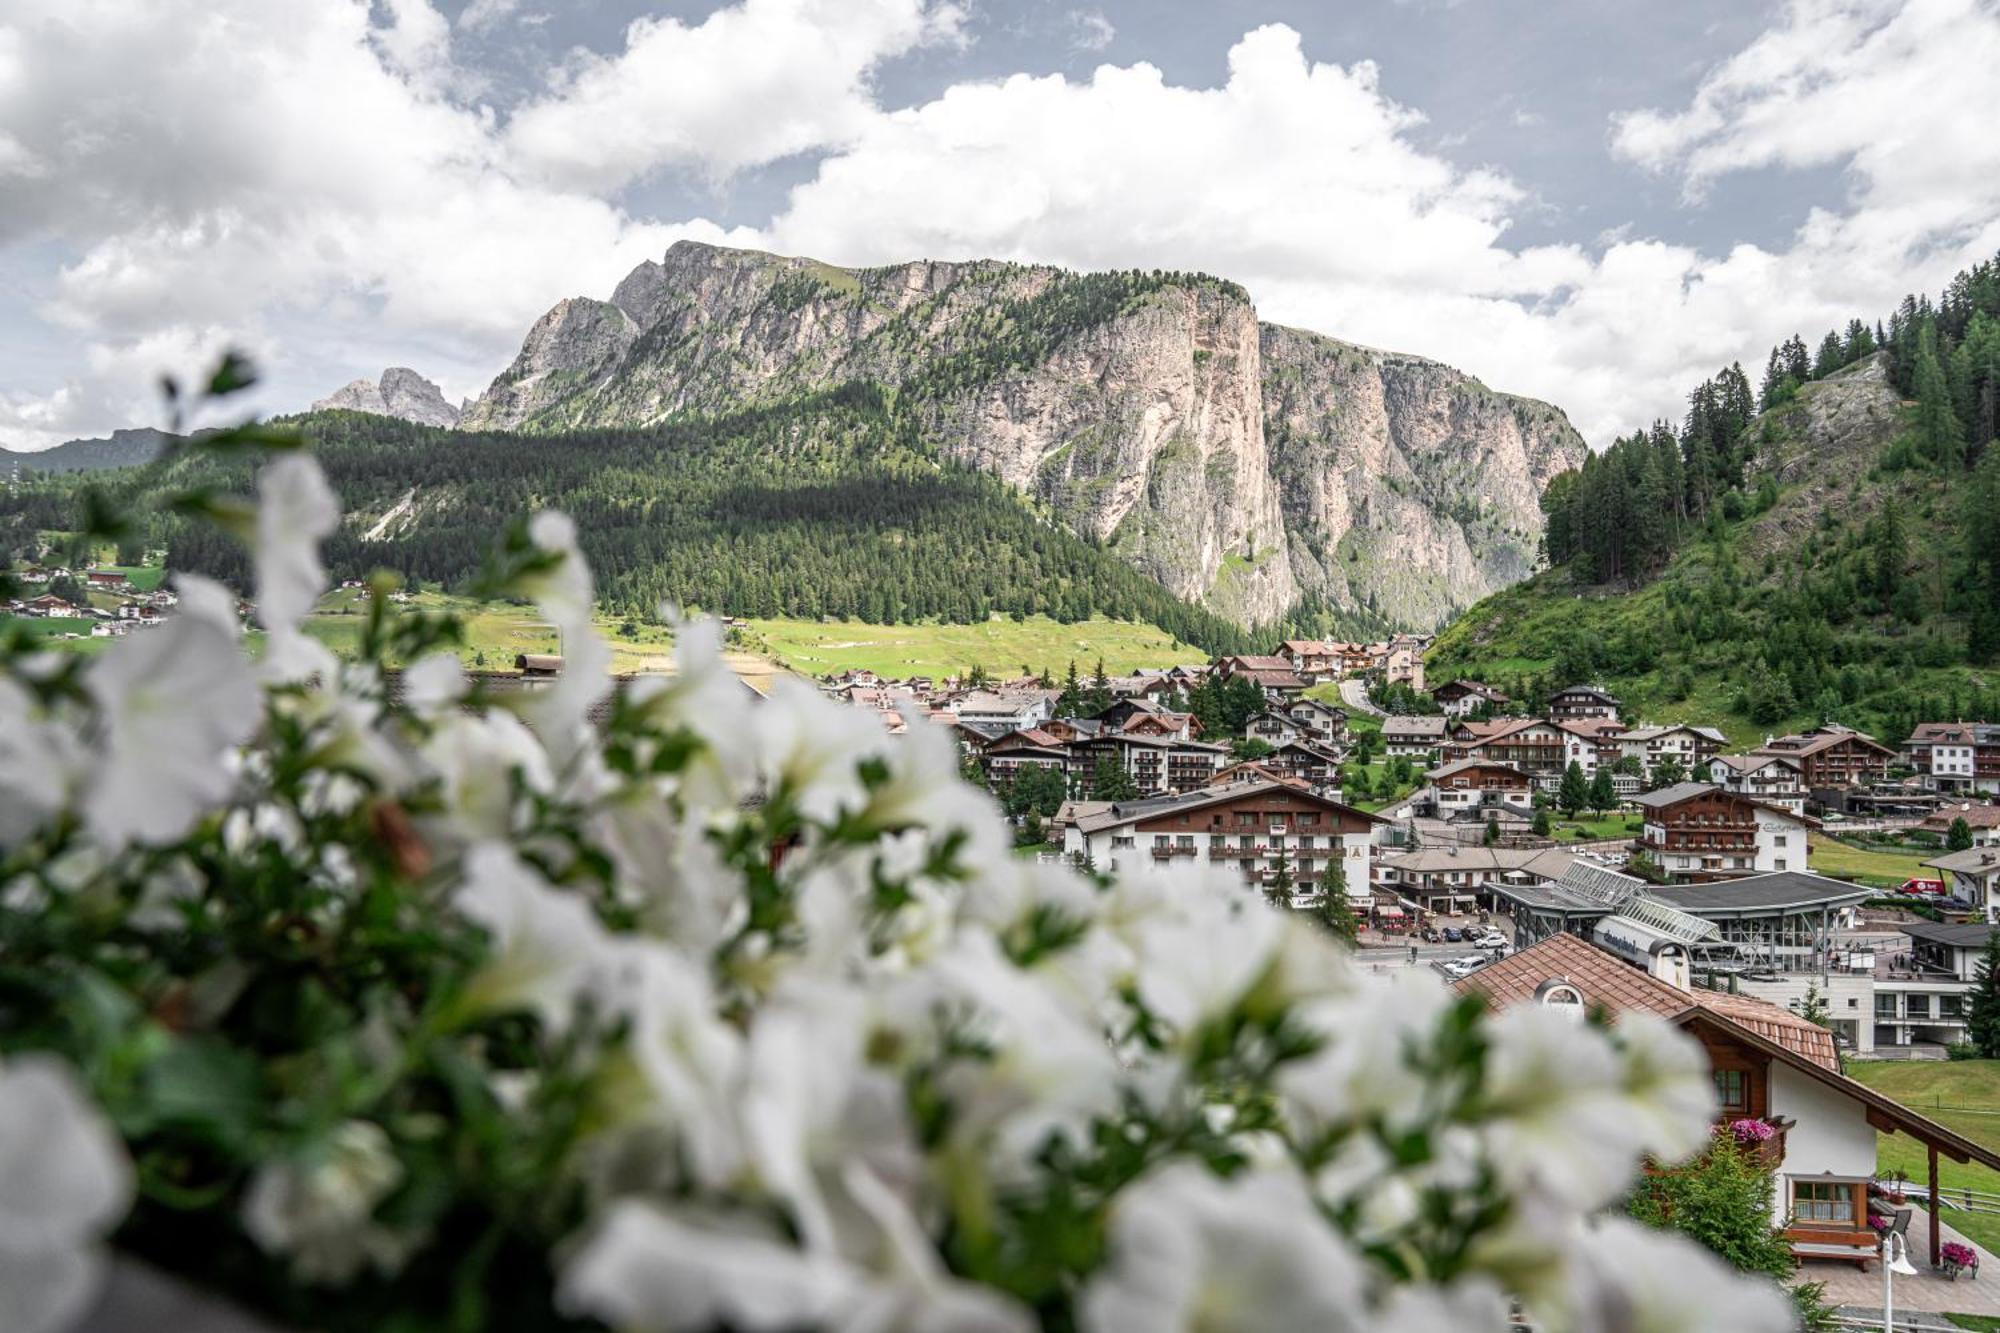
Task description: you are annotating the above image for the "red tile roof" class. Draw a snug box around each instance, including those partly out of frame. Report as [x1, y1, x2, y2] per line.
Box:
[1457, 932, 1839, 1071]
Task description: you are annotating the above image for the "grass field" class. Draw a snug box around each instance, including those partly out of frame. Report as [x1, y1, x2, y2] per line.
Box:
[1847, 1060, 2000, 1255]
[740, 614, 1206, 681]
[1551, 815, 1642, 842]
[1810, 835, 1936, 890]
[0, 613, 97, 640]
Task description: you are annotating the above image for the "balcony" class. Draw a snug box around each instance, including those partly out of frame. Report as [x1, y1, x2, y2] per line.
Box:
[1151, 845, 1198, 859]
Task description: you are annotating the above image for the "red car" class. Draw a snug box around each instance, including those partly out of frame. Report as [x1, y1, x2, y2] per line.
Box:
[1898, 877, 1946, 896]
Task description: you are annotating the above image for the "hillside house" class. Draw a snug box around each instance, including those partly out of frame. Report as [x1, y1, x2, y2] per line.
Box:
[1071, 733, 1229, 797]
[1632, 782, 1816, 881]
[1284, 697, 1347, 745]
[1212, 655, 1308, 700]
[1905, 721, 2000, 795]
[1380, 714, 1449, 757]
[951, 690, 1055, 732]
[1754, 726, 1895, 790]
[1064, 778, 1381, 901]
[1458, 931, 2000, 1268]
[1447, 718, 1569, 785]
[1274, 639, 1341, 681]
[1374, 845, 1576, 912]
[1925, 847, 2000, 919]
[1245, 711, 1302, 746]
[1709, 753, 1808, 813]
[1382, 637, 1425, 691]
[1547, 684, 1621, 721]
[1616, 724, 1726, 779]
[1425, 759, 1534, 814]
[1918, 802, 2000, 847]
[1258, 739, 1348, 795]
[981, 729, 1074, 790]
[1430, 679, 1509, 718]
[85, 569, 132, 592]
[1556, 717, 1629, 783]
[20, 594, 81, 617]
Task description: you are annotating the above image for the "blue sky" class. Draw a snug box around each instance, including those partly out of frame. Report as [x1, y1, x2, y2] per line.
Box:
[2, 0, 1996, 448]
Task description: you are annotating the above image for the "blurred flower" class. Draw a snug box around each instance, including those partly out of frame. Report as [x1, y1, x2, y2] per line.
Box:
[1539, 1215, 1793, 1333]
[256, 454, 341, 681]
[242, 1120, 413, 1286]
[453, 843, 614, 1033]
[0, 1054, 134, 1333]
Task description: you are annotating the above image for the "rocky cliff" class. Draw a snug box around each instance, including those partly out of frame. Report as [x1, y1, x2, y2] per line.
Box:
[315, 368, 462, 428]
[463, 241, 1585, 628]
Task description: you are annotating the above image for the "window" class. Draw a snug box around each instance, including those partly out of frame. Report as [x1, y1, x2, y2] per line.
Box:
[1112, 836, 1135, 849]
[1774, 835, 1788, 848]
[1237, 813, 1256, 827]
[1714, 1069, 1749, 1114]
[1907, 995, 1931, 1019]
[1875, 996, 1898, 1018]
[1790, 1180, 1858, 1225]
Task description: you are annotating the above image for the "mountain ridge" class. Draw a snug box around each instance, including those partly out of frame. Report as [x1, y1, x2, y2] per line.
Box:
[456, 241, 1584, 630]
[0, 427, 175, 474]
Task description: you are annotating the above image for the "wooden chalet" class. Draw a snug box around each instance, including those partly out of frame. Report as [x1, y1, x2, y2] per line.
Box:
[1430, 679, 1509, 717]
[1754, 726, 1896, 790]
[1460, 932, 2000, 1271]
[1547, 684, 1621, 721]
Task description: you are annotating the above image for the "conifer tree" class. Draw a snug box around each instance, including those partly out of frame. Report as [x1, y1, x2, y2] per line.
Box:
[1914, 321, 1966, 469]
[1316, 854, 1358, 945]
[1968, 932, 2000, 1058]
[1559, 761, 1588, 817]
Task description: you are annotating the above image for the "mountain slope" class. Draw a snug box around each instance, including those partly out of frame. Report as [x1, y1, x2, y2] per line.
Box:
[0, 428, 174, 474]
[1427, 354, 1995, 743]
[462, 241, 1584, 629]
[313, 368, 461, 427]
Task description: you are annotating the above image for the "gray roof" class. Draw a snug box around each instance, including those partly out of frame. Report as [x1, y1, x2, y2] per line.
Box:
[1632, 781, 1722, 809]
[1071, 777, 1385, 835]
[1927, 847, 2000, 875]
[1899, 919, 2000, 950]
[1650, 872, 1873, 917]
[1381, 715, 1449, 737]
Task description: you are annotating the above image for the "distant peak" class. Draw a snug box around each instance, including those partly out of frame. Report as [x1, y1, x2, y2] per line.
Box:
[313, 367, 460, 429]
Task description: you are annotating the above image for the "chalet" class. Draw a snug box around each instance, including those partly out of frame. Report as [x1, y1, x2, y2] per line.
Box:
[1754, 725, 1895, 790]
[148, 588, 179, 609]
[1283, 697, 1347, 745]
[1708, 753, 1807, 813]
[1448, 718, 1569, 785]
[1212, 655, 1308, 700]
[1555, 717, 1628, 782]
[951, 690, 1055, 732]
[1425, 759, 1533, 814]
[1430, 679, 1509, 718]
[84, 569, 132, 592]
[1918, 802, 2000, 847]
[1546, 684, 1621, 721]
[20, 594, 81, 617]
[515, 653, 564, 679]
[1064, 778, 1382, 902]
[1616, 724, 1726, 780]
[1374, 845, 1576, 912]
[1382, 636, 1425, 691]
[1458, 931, 2000, 1270]
[1072, 732, 1230, 797]
[1375, 714, 1443, 758]
[1257, 739, 1347, 795]
[1274, 639, 1340, 681]
[981, 729, 1074, 790]
[1924, 848, 2000, 920]
[1245, 711, 1302, 746]
[1631, 783, 1816, 881]
[1904, 721, 2000, 795]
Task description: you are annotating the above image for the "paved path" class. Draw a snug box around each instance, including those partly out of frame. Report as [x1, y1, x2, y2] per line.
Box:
[1803, 1206, 2000, 1320]
[1339, 678, 1386, 718]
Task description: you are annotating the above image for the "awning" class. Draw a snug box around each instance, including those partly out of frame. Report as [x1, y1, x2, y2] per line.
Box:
[1375, 905, 1406, 918]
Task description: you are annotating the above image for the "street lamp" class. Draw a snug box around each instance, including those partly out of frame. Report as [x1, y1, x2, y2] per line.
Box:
[1880, 1227, 1920, 1332]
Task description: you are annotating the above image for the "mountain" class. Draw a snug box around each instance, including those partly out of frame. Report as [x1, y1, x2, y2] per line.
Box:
[0, 427, 173, 474]
[313, 367, 461, 428]
[461, 241, 1584, 629]
[1427, 351, 1999, 744]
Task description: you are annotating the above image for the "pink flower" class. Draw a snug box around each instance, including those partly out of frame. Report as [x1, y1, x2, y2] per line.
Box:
[1942, 1241, 1977, 1267]
[1725, 1118, 1775, 1145]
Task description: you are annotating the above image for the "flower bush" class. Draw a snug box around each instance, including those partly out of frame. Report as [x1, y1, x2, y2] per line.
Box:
[1726, 1118, 1777, 1146]
[0, 400, 1798, 1330]
[1943, 1241, 1978, 1268]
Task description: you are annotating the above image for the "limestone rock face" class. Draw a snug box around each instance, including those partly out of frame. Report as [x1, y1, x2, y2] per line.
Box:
[314, 368, 460, 428]
[462, 241, 1587, 628]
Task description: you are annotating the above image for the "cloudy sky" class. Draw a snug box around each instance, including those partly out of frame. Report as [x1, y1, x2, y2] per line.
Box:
[2, 0, 1997, 450]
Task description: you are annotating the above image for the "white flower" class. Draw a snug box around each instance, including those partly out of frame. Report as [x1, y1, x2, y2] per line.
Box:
[1480, 1005, 1641, 1210]
[0, 1054, 134, 1333]
[1279, 970, 1457, 1141]
[400, 651, 466, 717]
[754, 678, 889, 824]
[255, 454, 341, 681]
[1610, 1011, 1717, 1167]
[615, 944, 745, 1191]
[420, 710, 553, 843]
[592, 793, 744, 954]
[452, 843, 614, 1033]
[1078, 1163, 1368, 1333]
[241, 1120, 413, 1286]
[559, 1202, 859, 1331]
[1537, 1215, 1794, 1333]
[1124, 869, 1283, 1039]
[522, 510, 593, 628]
[84, 605, 259, 847]
[0, 678, 84, 845]
[838, 1160, 1034, 1333]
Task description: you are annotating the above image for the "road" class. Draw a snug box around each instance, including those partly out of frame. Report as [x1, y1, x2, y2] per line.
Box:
[1339, 678, 1386, 718]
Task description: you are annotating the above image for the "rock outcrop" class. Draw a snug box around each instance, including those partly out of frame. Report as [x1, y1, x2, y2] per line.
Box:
[315, 368, 461, 428]
[463, 241, 1586, 628]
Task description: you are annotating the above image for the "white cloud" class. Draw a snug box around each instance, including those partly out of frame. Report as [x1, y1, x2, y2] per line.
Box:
[503, 0, 965, 191]
[1069, 9, 1115, 52]
[3, 0, 1998, 451]
[457, 0, 521, 32]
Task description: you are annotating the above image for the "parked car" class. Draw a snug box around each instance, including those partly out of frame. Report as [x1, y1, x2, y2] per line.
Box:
[1442, 927, 1464, 944]
[1420, 925, 1443, 943]
[1440, 955, 1489, 979]
[1472, 930, 1508, 950]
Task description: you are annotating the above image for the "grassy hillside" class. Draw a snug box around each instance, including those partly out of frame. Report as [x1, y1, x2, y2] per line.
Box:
[1429, 359, 1996, 743]
[738, 614, 1205, 681]
[1848, 1060, 2000, 1255]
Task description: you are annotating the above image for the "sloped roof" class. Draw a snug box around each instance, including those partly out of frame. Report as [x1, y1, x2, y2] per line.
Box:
[1923, 803, 2000, 830]
[1456, 932, 1839, 1070]
[1927, 847, 2000, 875]
[1631, 781, 1724, 810]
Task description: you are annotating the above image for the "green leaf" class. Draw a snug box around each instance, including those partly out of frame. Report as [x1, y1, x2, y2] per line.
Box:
[205, 350, 258, 397]
[139, 1034, 263, 1148]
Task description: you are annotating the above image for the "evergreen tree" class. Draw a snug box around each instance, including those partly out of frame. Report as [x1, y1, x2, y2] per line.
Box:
[1316, 854, 1357, 945]
[1086, 657, 1113, 715]
[1914, 321, 1966, 469]
[1558, 761, 1588, 817]
[1949, 817, 1975, 852]
[1265, 848, 1295, 909]
[1057, 659, 1083, 716]
[1532, 806, 1552, 838]
[1588, 767, 1616, 818]
[1968, 932, 2000, 1058]
[1483, 813, 1500, 846]
[1091, 755, 1138, 801]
